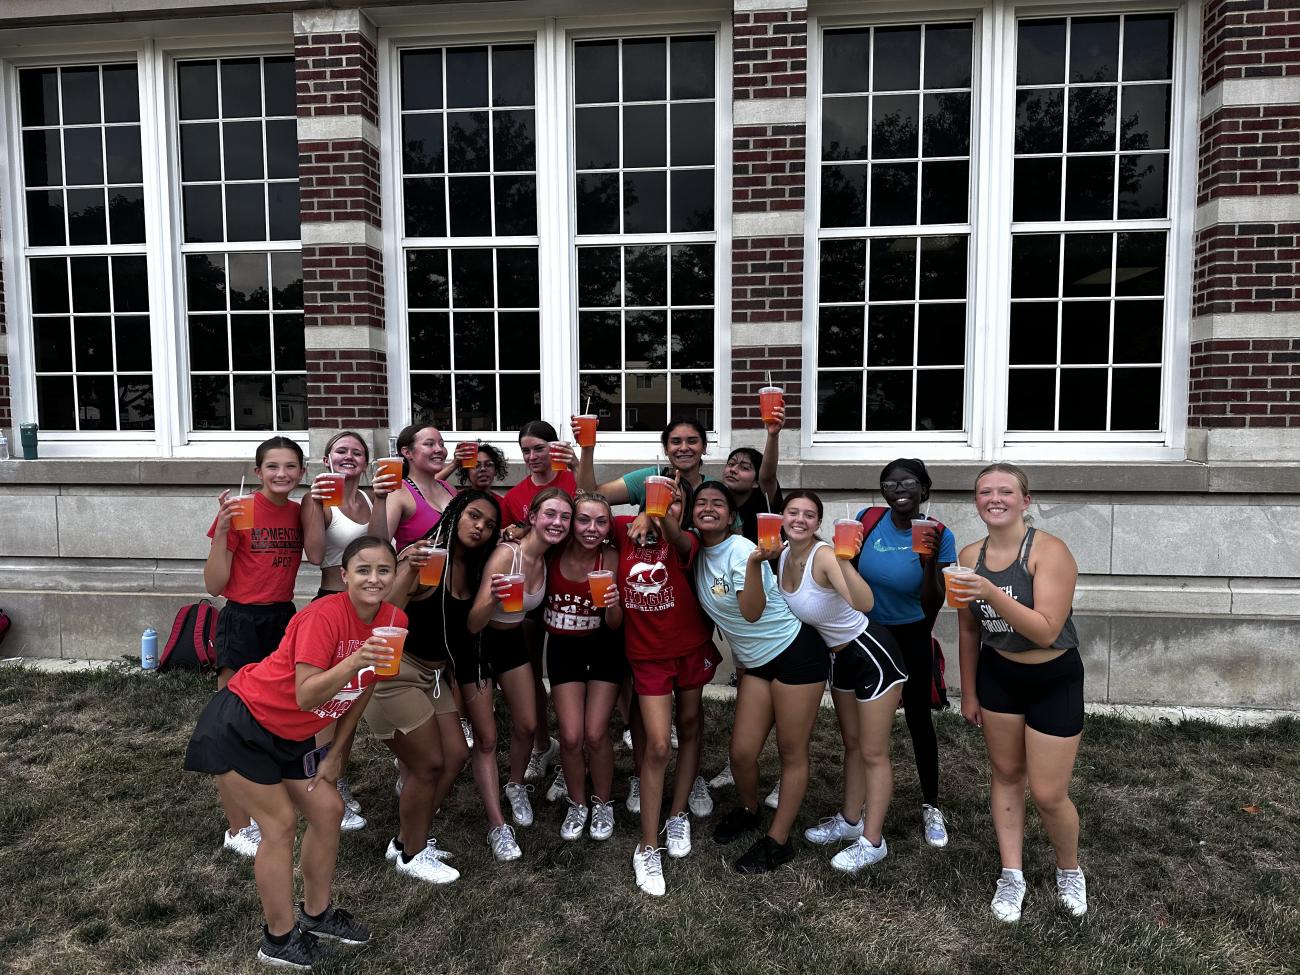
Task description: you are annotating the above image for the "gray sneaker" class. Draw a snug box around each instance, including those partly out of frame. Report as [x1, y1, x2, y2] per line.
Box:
[296, 903, 370, 946]
[589, 801, 615, 841]
[524, 737, 559, 782]
[504, 782, 534, 827]
[991, 869, 1028, 922]
[256, 926, 334, 970]
[625, 775, 641, 814]
[487, 823, 522, 862]
[560, 801, 589, 841]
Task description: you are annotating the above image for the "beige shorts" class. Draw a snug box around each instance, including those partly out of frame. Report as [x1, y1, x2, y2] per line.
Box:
[364, 653, 458, 740]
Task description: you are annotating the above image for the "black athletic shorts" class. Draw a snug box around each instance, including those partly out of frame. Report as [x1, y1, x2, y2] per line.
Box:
[830, 624, 908, 702]
[547, 629, 629, 686]
[452, 625, 531, 686]
[976, 645, 1084, 737]
[214, 600, 296, 673]
[184, 688, 313, 785]
[744, 623, 830, 685]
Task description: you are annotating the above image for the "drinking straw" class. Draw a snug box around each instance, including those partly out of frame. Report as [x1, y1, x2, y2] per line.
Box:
[239, 474, 245, 498]
[766, 370, 772, 386]
[584, 396, 591, 414]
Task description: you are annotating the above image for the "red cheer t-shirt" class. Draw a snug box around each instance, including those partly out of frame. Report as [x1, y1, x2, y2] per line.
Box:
[229, 593, 408, 742]
[207, 492, 303, 604]
[500, 469, 578, 526]
[613, 515, 711, 660]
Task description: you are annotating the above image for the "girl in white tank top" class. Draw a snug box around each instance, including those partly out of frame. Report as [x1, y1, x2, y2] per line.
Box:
[303, 431, 379, 596]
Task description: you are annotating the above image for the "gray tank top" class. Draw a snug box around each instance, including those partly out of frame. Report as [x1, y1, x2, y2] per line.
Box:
[969, 527, 1079, 653]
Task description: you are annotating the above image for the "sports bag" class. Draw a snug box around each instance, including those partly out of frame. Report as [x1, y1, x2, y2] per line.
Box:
[159, 599, 219, 672]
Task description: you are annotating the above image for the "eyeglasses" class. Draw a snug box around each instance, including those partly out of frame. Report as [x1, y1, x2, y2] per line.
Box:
[474, 462, 496, 472]
[881, 477, 920, 492]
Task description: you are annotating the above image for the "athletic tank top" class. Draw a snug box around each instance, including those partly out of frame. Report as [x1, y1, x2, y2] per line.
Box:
[543, 548, 605, 637]
[778, 542, 868, 647]
[322, 492, 373, 569]
[402, 584, 471, 664]
[393, 477, 455, 551]
[489, 543, 546, 625]
[969, 527, 1080, 653]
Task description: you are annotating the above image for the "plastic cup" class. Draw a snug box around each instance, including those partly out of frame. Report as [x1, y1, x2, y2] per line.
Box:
[575, 414, 598, 448]
[833, 518, 863, 559]
[549, 442, 571, 472]
[419, 547, 448, 587]
[644, 475, 674, 518]
[758, 386, 784, 424]
[231, 495, 255, 532]
[911, 518, 936, 555]
[372, 626, 408, 678]
[587, 569, 615, 608]
[317, 472, 346, 508]
[458, 442, 477, 469]
[757, 512, 783, 550]
[375, 457, 404, 484]
[942, 565, 976, 608]
[499, 573, 526, 614]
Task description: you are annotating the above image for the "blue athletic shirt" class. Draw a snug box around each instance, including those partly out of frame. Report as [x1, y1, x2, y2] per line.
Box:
[853, 509, 957, 626]
[695, 535, 800, 668]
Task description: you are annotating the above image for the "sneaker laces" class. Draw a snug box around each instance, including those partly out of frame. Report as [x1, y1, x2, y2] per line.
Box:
[1057, 869, 1086, 901]
[336, 779, 356, 807]
[490, 824, 518, 857]
[690, 777, 709, 803]
[664, 814, 690, 845]
[637, 845, 666, 877]
[591, 800, 614, 828]
[563, 802, 587, 826]
[245, 821, 263, 844]
[813, 814, 844, 836]
[994, 873, 1026, 908]
[923, 806, 945, 831]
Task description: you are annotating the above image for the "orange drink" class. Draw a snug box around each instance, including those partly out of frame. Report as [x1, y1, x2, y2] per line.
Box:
[757, 512, 783, 550]
[644, 475, 674, 518]
[419, 547, 448, 587]
[549, 442, 570, 472]
[231, 495, 255, 532]
[758, 386, 784, 424]
[499, 573, 526, 614]
[318, 472, 345, 508]
[911, 518, 936, 555]
[587, 570, 615, 608]
[575, 414, 598, 448]
[372, 626, 408, 678]
[833, 518, 863, 559]
[458, 441, 477, 469]
[375, 457, 404, 484]
[942, 565, 975, 608]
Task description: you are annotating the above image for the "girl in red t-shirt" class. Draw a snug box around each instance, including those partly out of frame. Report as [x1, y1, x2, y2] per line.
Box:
[544, 492, 625, 843]
[184, 536, 401, 970]
[203, 436, 306, 854]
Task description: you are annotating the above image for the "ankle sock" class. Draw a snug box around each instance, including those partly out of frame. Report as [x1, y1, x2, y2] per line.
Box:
[264, 927, 293, 946]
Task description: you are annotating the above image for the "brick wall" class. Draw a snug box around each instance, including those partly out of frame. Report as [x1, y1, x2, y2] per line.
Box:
[732, 344, 803, 430]
[1197, 105, 1300, 204]
[299, 138, 381, 227]
[1192, 222, 1300, 315]
[1189, 338, 1300, 427]
[1201, 0, 1300, 92]
[294, 30, 379, 123]
[306, 349, 389, 426]
[733, 8, 807, 99]
[302, 244, 384, 330]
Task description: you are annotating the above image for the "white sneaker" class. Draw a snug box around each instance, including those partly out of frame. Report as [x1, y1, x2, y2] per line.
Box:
[340, 806, 367, 832]
[395, 843, 461, 885]
[222, 821, 261, 858]
[560, 802, 589, 841]
[632, 844, 666, 897]
[708, 759, 734, 790]
[664, 812, 692, 858]
[525, 737, 559, 782]
[669, 723, 679, 749]
[804, 811, 865, 846]
[764, 779, 781, 810]
[830, 835, 888, 874]
[487, 824, 522, 862]
[336, 778, 360, 815]
[546, 768, 569, 803]
[461, 718, 474, 748]
[625, 775, 641, 814]
[922, 804, 949, 848]
[991, 868, 1027, 922]
[622, 728, 633, 750]
[590, 801, 615, 841]
[384, 837, 453, 863]
[504, 782, 534, 827]
[688, 776, 714, 818]
[1056, 867, 1088, 917]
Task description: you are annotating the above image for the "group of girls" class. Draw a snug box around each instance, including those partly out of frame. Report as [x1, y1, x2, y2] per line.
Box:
[184, 416, 1089, 970]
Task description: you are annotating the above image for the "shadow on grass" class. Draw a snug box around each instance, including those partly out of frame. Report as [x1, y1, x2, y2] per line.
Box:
[0, 665, 1298, 974]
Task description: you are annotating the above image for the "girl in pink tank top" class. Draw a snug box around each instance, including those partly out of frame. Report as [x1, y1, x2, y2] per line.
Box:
[371, 423, 457, 550]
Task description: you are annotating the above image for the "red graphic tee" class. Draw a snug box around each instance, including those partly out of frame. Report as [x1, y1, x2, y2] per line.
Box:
[207, 491, 303, 604]
[230, 592, 407, 742]
[500, 470, 578, 527]
[544, 548, 605, 637]
[612, 515, 711, 661]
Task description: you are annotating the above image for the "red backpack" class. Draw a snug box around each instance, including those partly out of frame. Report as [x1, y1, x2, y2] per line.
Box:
[159, 600, 220, 673]
[857, 507, 949, 711]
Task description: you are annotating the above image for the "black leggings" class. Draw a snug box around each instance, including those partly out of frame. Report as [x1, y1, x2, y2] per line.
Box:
[882, 619, 939, 806]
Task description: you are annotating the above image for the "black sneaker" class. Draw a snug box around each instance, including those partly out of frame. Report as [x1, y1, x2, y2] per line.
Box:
[256, 926, 335, 970]
[734, 835, 796, 874]
[712, 805, 762, 845]
[296, 903, 371, 945]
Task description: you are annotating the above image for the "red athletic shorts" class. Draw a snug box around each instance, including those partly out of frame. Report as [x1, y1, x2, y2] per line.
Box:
[629, 641, 723, 697]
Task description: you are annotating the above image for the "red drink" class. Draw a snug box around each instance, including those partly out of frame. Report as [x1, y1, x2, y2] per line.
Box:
[758, 386, 784, 424]
[372, 626, 408, 678]
[911, 518, 936, 555]
[375, 457, 403, 484]
[644, 476, 674, 518]
[575, 415, 598, 449]
[942, 566, 974, 608]
[458, 442, 477, 469]
[549, 442, 570, 472]
[500, 573, 526, 614]
[757, 512, 783, 550]
[833, 519, 863, 559]
[318, 473, 345, 508]
[231, 496, 255, 532]
[419, 547, 448, 587]
[587, 570, 615, 608]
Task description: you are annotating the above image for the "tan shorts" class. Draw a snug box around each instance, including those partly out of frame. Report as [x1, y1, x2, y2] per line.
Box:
[364, 654, 458, 740]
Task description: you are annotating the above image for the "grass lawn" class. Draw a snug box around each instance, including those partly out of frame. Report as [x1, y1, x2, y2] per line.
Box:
[1, 665, 1298, 975]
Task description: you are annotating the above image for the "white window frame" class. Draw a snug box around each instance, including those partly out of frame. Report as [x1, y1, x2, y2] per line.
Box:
[379, 10, 732, 465]
[802, 0, 1197, 463]
[0, 21, 307, 459]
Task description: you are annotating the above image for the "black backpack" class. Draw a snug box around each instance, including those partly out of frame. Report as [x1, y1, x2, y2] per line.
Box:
[159, 600, 220, 672]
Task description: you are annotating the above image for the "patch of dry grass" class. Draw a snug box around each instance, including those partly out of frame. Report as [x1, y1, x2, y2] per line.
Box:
[1, 666, 1297, 974]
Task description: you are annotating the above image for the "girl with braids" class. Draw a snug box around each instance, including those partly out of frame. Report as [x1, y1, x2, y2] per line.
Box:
[361, 490, 502, 884]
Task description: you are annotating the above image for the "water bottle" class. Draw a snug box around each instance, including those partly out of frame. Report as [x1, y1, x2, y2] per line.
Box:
[141, 627, 158, 670]
[0, 432, 8, 461]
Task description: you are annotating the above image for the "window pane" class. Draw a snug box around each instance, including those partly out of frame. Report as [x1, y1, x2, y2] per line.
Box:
[818, 371, 863, 430]
[1124, 15, 1174, 82]
[111, 188, 147, 243]
[623, 38, 666, 102]
[671, 36, 714, 99]
[221, 59, 262, 117]
[873, 27, 920, 91]
[493, 45, 535, 107]
[103, 64, 140, 122]
[446, 47, 489, 109]
[402, 51, 443, 111]
[61, 67, 101, 125]
[20, 68, 60, 126]
[1070, 17, 1119, 83]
